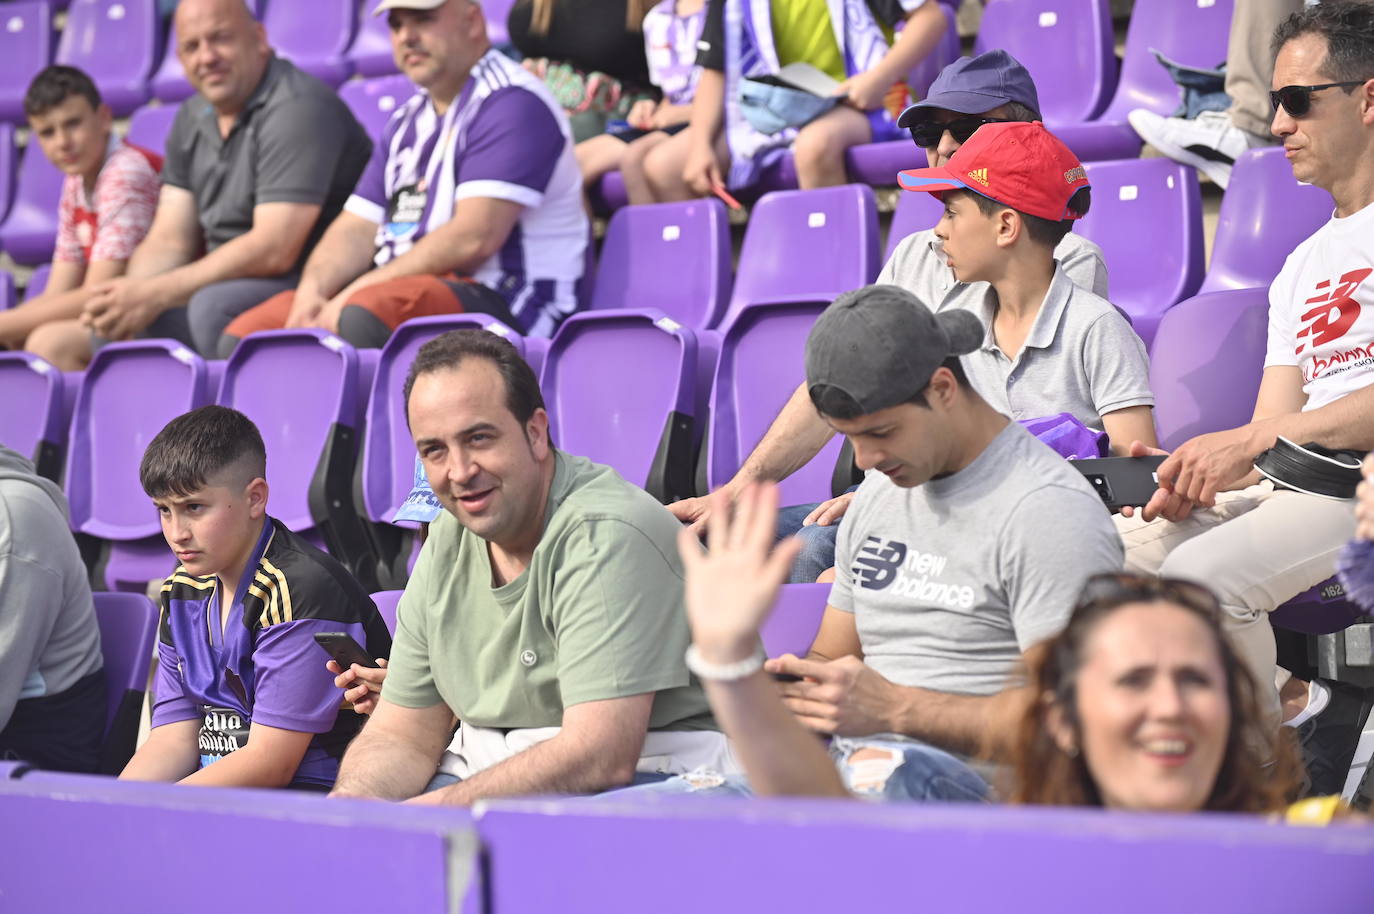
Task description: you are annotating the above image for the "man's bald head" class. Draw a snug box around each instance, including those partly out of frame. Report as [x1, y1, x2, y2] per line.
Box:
[174, 0, 270, 115]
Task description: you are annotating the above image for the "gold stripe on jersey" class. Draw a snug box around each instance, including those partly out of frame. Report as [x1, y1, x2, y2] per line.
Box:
[260, 557, 293, 623]
[162, 570, 216, 594]
[248, 582, 276, 628]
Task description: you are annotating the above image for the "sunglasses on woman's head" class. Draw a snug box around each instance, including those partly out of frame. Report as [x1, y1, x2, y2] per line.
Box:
[1076, 573, 1222, 620]
[1269, 81, 1367, 118]
[907, 115, 1010, 149]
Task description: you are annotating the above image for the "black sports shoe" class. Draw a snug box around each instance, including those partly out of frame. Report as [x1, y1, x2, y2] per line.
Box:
[1295, 681, 1371, 798]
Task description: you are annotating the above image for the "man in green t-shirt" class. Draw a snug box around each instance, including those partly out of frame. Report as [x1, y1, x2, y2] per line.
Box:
[330, 330, 730, 805]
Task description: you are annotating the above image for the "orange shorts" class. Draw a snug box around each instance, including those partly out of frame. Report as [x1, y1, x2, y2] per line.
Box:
[223, 273, 506, 341]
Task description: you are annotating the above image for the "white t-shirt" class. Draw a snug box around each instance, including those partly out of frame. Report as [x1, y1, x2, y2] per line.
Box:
[1265, 200, 1374, 411]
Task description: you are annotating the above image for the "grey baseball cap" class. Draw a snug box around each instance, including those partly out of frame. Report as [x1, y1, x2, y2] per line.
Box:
[897, 50, 1041, 128]
[805, 285, 983, 415]
[372, 0, 446, 14]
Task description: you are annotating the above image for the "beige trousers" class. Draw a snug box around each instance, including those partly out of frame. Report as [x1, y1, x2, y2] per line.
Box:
[1115, 482, 1356, 720]
[1226, 0, 1306, 138]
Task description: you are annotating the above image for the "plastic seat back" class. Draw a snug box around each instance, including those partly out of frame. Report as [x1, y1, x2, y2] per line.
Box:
[369, 589, 402, 635]
[124, 102, 180, 157]
[542, 310, 698, 503]
[974, 0, 1115, 123]
[338, 73, 416, 141]
[1076, 158, 1203, 347]
[67, 340, 214, 541]
[0, 2, 55, 124]
[591, 199, 732, 329]
[264, 0, 356, 86]
[1200, 147, 1334, 294]
[761, 582, 828, 658]
[884, 187, 944, 261]
[0, 352, 68, 481]
[0, 140, 65, 265]
[723, 185, 879, 329]
[56, 0, 158, 115]
[93, 591, 158, 773]
[1148, 287, 1268, 452]
[707, 300, 844, 506]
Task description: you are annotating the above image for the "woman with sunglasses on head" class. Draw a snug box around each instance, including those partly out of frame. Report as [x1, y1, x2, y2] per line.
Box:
[681, 483, 1306, 816]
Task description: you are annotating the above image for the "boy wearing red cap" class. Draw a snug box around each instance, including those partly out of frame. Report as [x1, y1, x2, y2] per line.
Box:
[897, 121, 1157, 456]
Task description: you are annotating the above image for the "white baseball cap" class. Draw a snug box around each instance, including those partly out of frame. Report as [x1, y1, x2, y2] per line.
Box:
[372, 0, 447, 15]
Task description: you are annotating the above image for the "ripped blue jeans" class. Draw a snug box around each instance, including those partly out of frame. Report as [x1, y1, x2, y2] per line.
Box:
[609, 736, 990, 803]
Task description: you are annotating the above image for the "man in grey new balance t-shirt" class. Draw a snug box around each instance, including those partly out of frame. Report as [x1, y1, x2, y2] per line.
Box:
[769, 285, 1123, 801]
[668, 51, 1111, 580]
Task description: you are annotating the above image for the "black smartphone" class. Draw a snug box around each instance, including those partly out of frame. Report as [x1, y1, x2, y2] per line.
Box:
[771, 672, 803, 683]
[1072, 455, 1168, 510]
[313, 632, 380, 670]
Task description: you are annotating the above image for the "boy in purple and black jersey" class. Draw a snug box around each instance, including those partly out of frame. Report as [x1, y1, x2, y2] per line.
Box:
[120, 406, 390, 790]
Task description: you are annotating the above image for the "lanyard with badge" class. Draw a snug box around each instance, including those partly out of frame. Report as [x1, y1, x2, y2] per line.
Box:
[384, 79, 477, 243]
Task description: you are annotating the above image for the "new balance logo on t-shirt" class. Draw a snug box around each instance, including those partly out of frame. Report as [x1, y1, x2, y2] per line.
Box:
[852, 537, 974, 609]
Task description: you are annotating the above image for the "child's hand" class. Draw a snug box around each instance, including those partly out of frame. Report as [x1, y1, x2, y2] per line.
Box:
[627, 99, 658, 130]
[833, 70, 890, 112]
[327, 658, 389, 715]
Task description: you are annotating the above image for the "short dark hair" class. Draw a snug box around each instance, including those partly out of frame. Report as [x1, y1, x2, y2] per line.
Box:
[1002, 100, 1042, 123]
[954, 187, 1092, 248]
[1273, 1, 1374, 83]
[140, 405, 267, 498]
[810, 356, 971, 420]
[24, 65, 102, 119]
[403, 330, 546, 428]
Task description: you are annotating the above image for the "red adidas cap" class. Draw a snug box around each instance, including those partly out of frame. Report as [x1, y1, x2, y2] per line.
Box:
[897, 121, 1089, 222]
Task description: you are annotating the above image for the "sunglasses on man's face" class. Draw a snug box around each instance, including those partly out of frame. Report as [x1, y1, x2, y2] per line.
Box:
[1269, 81, 1366, 118]
[908, 115, 1010, 150]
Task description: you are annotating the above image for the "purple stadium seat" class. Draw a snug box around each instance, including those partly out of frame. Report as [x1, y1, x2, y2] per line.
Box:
[591, 199, 732, 328]
[1076, 158, 1203, 347]
[0, 271, 12, 311]
[722, 184, 879, 330]
[24, 262, 51, 300]
[55, 0, 158, 116]
[1199, 147, 1335, 294]
[884, 184, 944, 261]
[338, 73, 416, 141]
[67, 340, 216, 592]
[349, 3, 398, 78]
[148, 21, 192, 103]
[370, 589, 401, 635]
[92, 591, 157, 773]
[974, 0, 1114, 124]
[360, 314, 525, 525]
[844, 139, 923, 190]
[0, 352, 68, 481]
[706, 300, 845, 506]
[124, 101, 179, 157]
[1149, 287, 1267, 452]
[1050, 0, 1234, 162]
[541, 310, 700, 503]
[485, 0, 515, 46]
[0, 123, 15, 224]
[761, 582, 827, 658]
[0, 2, 55, 124]
[216, 329, 379, 587]
[0, 141, 64, 265]
[264, 0, 356, 87]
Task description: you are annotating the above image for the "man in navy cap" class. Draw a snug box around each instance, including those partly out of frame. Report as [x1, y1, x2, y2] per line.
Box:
[668, 51, 1112, 581]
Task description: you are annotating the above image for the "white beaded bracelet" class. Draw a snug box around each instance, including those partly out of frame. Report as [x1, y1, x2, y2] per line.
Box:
[685, 644, 766, 681]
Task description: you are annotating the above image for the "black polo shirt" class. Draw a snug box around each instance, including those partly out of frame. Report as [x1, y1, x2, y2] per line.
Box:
[162, 56, 372, 271]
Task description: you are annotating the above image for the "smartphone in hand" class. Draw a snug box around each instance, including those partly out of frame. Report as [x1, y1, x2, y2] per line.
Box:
[313, 632, 380, 670]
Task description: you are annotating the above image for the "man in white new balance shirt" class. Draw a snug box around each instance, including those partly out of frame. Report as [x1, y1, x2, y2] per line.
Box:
[1116, 4, 1374, 723]
[220, 0, 587, 351]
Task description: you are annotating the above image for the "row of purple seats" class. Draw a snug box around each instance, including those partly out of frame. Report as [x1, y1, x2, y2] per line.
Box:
[0, 0, 416, 120]
[2, 765, 1370, 912]
[589, 185, 879, 332]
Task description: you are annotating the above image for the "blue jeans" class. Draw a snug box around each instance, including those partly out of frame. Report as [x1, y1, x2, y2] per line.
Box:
[776, 485, 856, 584]
[609, 736, 990, 804]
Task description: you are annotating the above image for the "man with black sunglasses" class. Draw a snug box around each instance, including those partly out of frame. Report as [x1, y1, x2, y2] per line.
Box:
[1117, 4, 1374, 764]
[668, 51, 1111, 579]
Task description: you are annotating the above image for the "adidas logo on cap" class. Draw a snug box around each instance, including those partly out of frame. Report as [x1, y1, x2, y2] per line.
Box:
[967, 168, 990, 187]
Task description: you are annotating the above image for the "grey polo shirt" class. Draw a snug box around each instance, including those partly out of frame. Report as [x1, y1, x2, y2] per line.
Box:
[877, 228, 1110, 309]
[162, 56, 372, 271]
[960, 264, 1153, 432]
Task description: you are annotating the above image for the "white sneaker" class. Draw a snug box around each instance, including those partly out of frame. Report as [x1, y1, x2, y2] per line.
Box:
[1126, 109, 1268, 189]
